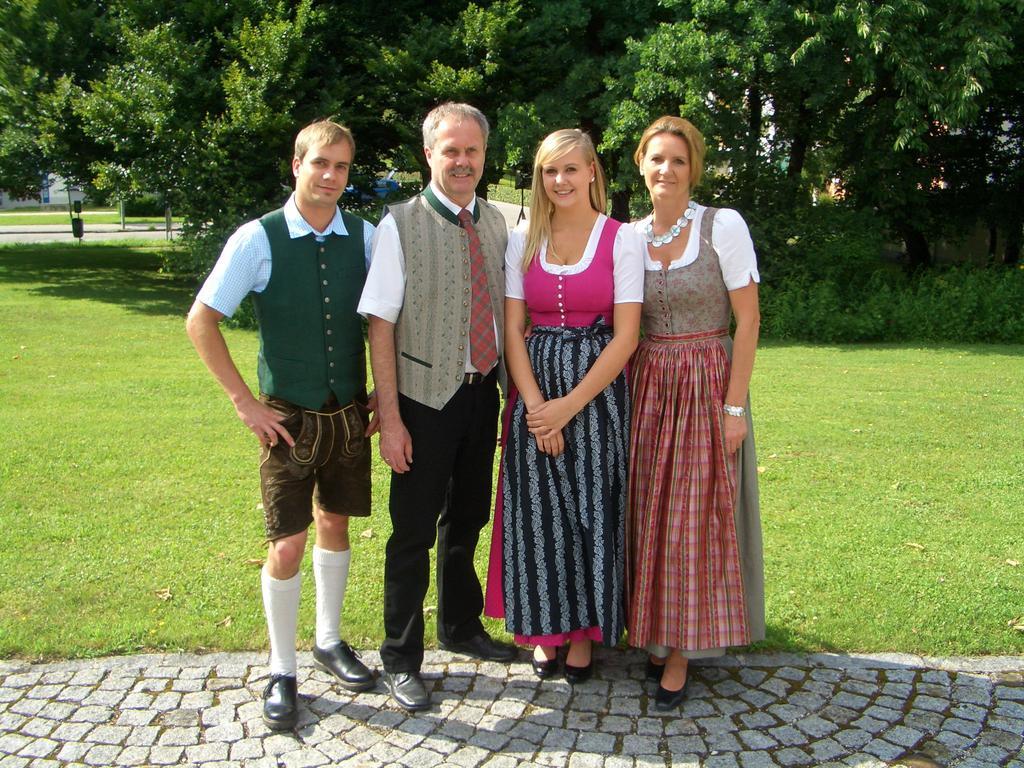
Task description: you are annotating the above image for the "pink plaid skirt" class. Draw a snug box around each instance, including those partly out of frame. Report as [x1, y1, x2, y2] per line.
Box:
[626, 329, 751, 651]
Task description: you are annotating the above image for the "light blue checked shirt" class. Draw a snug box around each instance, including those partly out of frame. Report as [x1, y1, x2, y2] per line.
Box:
[197, 194, 375, 317]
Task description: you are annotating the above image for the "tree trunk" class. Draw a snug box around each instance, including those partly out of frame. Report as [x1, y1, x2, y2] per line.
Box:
[898, 222, 932, 270]
[611, 189, 630, 222]
[1004, 220, 1021, 265]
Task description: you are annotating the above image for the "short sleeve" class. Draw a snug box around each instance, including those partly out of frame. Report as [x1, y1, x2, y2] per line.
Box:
[357, 213, 405, 322]
[612, 224, 645, 303]
[504, 224, 528, 300]
[196, 220, 268, 317]
[361, 218, 376, 271]
[712, 208, 760, 290]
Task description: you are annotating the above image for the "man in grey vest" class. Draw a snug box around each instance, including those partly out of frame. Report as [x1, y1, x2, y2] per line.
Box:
[359, 102, 515, 711]
[186, 119, 376, 730]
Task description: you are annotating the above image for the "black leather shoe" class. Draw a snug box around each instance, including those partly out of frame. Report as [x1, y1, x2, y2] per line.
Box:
[262, 674, 298, 730]
[654, 679, 688, 711]
[564, 660, 593, 685]
[312, 641, 375, 692]
[532, 651, 559, 679]
[383, 671, 431, 712]
[440, 633, 517, 662]
[646, 658, 666, 683]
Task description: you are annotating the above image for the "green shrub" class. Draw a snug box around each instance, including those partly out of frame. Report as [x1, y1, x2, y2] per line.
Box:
[124, 193, 165, 217]
[761, 265, 1024, 343]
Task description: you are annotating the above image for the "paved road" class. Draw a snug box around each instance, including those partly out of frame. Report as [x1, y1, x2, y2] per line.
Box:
[1, 649, 1021, 767]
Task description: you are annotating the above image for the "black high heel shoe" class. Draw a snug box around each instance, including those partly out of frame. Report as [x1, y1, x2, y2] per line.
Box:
[564, 659, 593, 684]
[654, 678, 688, 711]
[532, 650, 559, 679]
[645, 658, 665, 683]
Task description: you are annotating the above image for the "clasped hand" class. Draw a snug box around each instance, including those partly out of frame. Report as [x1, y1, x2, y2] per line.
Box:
[526, 396, 577, 457]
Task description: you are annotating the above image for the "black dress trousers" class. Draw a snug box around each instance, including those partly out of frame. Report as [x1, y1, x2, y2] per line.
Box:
[380, 373, 499, 673]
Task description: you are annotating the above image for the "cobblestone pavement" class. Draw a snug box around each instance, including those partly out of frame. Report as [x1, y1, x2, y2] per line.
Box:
[1, 650, 1021, 767]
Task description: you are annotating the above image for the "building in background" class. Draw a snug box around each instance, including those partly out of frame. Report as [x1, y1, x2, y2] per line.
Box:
[0, 174, 85, 210]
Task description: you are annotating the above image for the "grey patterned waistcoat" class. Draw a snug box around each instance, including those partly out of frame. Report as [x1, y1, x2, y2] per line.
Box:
[391, 194, 508, 410]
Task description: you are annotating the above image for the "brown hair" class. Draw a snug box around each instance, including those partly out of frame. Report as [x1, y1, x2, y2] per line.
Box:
[523, 129, 607, 269]
[294, 119, 355, 162]
[633, 116, 705, 191]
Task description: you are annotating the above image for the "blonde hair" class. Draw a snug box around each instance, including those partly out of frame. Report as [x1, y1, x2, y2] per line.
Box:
[523, 129, 607, 269]
[294, 118, 355, 162]
[633, 116, 705, 191]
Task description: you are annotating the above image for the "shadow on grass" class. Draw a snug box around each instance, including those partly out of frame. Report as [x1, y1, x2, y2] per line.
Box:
[0, 242, 198, 319]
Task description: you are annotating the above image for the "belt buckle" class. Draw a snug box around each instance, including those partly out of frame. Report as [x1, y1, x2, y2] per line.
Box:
[464, 371, 483, 385]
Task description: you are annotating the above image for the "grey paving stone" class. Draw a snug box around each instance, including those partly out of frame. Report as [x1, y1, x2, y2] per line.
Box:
[17, 719, 55, 739]
[834, 727, 872, 749]
[124, 725, 159, 747]
[185, 742, 230, 763]
[113, 745, 150, 766]
[157, 726, 200, 746]
[8, 700, 45, 718]
[229, 739, 265, 760]
[774, 747, 813, 766]
[16, 738, 58, 760]
[704, 755, 740, 768]
[664, 735, 705, 754]
[832, 691, 870, 710]
[0, 734, 32, 754]
[85, 724, 130, 745]
[600, 714, 633, 734]
[206, 721, 245, 742]
[147, 745, 185, 765]
[809, 737, 845, 762]
[861, 737, 904, 760]
[113, 709, 156, 727]
[739, 688, 776, 708]
[740, 711, 777, 729]
[622, 734, 660, 754]
[794, 715, 837, 738]
[862, 705, 900, 723]
[55, 741, 89, 762]
[85, 743, 124, 766]
[738, 729, 778, 749]
[575, 730, 616, 753]
[769, 724, 807, 747]
[944, 716, 984, 737]
[738, 752, 777, 768]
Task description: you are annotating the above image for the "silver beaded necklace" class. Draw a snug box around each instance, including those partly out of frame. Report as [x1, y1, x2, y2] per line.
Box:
[644, 201, 698, 247]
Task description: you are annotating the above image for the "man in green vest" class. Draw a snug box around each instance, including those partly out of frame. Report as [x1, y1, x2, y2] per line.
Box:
[186, 119, 376, 730]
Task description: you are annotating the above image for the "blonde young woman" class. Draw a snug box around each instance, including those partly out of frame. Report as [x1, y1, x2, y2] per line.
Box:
[484, 129, 644, 682]
[627, 116, 765, 710]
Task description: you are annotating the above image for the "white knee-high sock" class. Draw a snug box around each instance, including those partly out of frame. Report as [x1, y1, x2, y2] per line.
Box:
[261, 567, 301, 677]
[313, 545, 350, 648]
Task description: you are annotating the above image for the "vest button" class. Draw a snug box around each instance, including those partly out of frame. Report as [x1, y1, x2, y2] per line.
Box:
[321, 263, 326, 269]
[326, 329, 332, 335]
[325, 314, 332, 320]
[324, 297, 330, 303]
[459, 344, 465, 351]
[463, 301, 469, 307]
[330, 378, 335, 383]
[323, 280, 328, 286]
[330, 362, 335, 368]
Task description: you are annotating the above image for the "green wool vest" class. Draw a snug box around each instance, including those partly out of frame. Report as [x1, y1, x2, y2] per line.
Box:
[253, 208, 366, 410]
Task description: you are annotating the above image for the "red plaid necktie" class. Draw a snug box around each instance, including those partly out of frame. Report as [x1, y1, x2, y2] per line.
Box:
[457, 208, 498, 373]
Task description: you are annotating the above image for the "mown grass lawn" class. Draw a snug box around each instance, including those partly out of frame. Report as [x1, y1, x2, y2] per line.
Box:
[1, 243, 1021, 660]
[0, 210, 179, 227]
